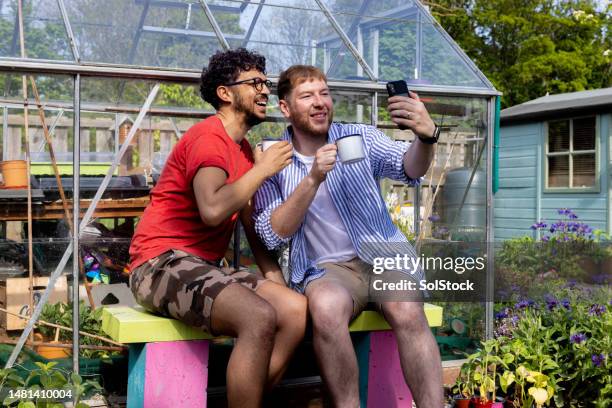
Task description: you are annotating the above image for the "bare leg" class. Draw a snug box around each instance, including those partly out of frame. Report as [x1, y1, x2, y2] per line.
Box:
[211, 284, 277, 408]
[381, 301, 443, 408]
[256, 281, 308, 387]
[306, 280, 359, 408]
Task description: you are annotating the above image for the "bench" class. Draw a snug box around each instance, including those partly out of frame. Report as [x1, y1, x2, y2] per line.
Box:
[102, 304, 443, 408]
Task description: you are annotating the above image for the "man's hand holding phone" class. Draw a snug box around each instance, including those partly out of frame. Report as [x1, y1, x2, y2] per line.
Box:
[386, 80, 437, 143]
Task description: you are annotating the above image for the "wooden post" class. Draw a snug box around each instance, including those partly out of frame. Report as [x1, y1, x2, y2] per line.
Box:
[7, 127, 22, 160]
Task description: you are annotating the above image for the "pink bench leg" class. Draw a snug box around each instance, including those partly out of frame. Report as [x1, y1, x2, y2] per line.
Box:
[143, 340, 209, 407]
[367, 331, 412, 407]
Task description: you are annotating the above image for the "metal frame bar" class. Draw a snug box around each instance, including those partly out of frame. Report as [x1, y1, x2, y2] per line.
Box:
[126, 0, 152, 67]
[198, 0, 230, 50]
[485, 96, 495, 339]
[72, 74, 81, 371]
[313, 0, 377, 81]
[57, 0, 81, 63]
[0, 59, 502, 96]
[241, 0, 266, 48]
[142, 25, 243, 40]
[326, 0, 372, 78]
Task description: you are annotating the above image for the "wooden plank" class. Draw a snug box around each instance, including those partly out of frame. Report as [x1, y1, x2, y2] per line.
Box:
[494, 198, 535, 209]
[499, 167, 535, 179]
[499, 156, 537, 169]
[80, 129, 90, 152]
[54, 128, 68, 153]
[494, 187, 536, 198]
[494, 208, 536, 219]
[499, 134, 540, 148]
[0, 198, 148, 221]
[96, 129, 113, 152]
[143, 341, 209, 407]
[101, 306, 214, 343]
[367, 332, 412, 408]
[127, 344, 146, 408]
[499, 146, 537, 159]
[499, 177, 536, 188]
[348, 305, 442, 332]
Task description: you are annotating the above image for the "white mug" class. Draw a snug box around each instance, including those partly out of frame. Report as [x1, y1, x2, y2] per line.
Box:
[336, 134, 365, 164]
[261, 138, 281, 151]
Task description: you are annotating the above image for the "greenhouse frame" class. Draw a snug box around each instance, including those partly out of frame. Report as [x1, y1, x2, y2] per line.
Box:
[0, 0, 500, 373]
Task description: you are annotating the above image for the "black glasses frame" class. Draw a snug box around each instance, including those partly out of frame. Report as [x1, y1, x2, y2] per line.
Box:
[225, 78, 272, 92]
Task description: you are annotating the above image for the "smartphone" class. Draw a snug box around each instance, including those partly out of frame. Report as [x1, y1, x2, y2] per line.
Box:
[386, 80, 409, 130]
[386, 80, 409, 97]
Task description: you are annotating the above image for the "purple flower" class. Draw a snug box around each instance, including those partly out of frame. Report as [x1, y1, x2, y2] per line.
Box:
[591, 353, 605, 367]
[515, 300, 534, 309]
[558, 208, 570, 215]
[541, 235, 550, 242]
[495, 308, 509, 319]
[546, 297, 559, 311]
[511, 315, 519, 324]
[589, 304, 606, 316]
[561, 299, 570, 310]
[569, 213, 578, 219]
[531, 221, 547, 230]
[428, 214, 441, 222]
[570, 333, 587, 344]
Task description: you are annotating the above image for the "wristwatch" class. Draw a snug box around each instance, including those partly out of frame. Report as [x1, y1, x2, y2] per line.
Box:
[417, 124, 440, 144]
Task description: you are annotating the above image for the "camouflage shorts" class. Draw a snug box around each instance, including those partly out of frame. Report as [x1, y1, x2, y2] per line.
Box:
[130, 249, 266, 334]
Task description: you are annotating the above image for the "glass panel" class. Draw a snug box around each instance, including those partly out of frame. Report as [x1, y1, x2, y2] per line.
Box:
[572, 153, 595, 188]
[208, 1, 362, 79]
[573, 117, 596, 151]
[548, 120, 569, 152]
[548, 155, 569, 187]
[64, 0, 222, 69]
[421, 21, 486, 88]
[0, 0, 73, 61]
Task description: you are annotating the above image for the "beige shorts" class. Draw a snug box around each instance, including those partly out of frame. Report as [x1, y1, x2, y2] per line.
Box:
[307, 258, 421, 320]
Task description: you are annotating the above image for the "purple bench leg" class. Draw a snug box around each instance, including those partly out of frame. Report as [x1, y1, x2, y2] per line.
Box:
[141, 340, 209, 407]
[367, 331, 412, 408]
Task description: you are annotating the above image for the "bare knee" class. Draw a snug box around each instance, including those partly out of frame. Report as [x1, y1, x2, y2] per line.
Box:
[308, 290, 351, 336]
[279, 292, 307, 333]
[383, 302, 429, 333]
[240, 299, 278, 340]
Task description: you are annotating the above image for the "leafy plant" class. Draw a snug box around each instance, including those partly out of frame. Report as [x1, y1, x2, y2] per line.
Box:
[38, 302, 118, 360]
[0, 362, 102, 407]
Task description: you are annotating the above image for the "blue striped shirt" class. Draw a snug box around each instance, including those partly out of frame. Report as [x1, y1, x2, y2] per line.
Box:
[253, 122, 424, 291]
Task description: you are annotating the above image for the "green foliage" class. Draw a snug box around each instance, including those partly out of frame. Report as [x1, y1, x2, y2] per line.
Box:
[429, 0, 611, 108]
[0, 362, 102, 407]
[38, 302, 118, 360]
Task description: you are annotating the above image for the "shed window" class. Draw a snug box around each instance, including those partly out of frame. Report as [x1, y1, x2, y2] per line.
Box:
[546, 117, 597, 190]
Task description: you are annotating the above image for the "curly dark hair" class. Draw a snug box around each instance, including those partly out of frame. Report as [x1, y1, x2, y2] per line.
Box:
[200, 48, 266, 109]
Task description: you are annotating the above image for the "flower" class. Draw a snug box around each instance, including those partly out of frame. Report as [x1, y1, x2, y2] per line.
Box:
[529, 387, 549, 406]
[495, 308, 509, 319]
[515, 300, 531, 309]
[588, 304, 606, 316]
[570, 332, 587, 344]
[561, 299, 570, 310]
[545, 297, 559, 311]
[428, 214, 440, 222]
[591, 353, 605, 367]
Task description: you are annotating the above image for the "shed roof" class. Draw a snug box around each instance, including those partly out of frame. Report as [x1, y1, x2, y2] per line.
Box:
[501, 87, 612, 124]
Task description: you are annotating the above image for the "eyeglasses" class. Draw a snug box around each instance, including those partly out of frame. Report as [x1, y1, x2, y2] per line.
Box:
[225, 77, 272, 92]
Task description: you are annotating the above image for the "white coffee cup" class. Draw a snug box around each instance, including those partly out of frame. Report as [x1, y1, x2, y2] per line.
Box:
[336, 134, 365, 164]
[261, 138, 281, 151]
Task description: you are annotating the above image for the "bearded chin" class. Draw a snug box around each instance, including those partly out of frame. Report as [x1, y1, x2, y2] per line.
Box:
[294, 111, 333, 137]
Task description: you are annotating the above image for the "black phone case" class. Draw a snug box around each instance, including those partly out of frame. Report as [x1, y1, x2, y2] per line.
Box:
[386, 80, 409, 130]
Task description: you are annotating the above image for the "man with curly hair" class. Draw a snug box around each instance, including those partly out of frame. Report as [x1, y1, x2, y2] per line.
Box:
[129, 49, 307, 407]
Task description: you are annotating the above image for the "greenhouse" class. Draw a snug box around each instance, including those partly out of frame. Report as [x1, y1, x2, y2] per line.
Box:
[0, 0, 503, 405]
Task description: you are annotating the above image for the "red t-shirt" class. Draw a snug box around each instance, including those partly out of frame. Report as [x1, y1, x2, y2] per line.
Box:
[129, 116, 254, 269]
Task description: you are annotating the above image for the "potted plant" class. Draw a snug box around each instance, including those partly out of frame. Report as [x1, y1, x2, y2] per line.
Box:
[453, 364, 474, 408]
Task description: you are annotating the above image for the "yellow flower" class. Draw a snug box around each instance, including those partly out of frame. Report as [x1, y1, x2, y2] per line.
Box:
[529, 387, 548, 407]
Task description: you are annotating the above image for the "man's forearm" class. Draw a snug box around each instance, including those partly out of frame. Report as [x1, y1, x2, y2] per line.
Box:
[402, 138, 435, 179]
[196, 165, 269, 226]
[271, 175, 320, 238]
[241, 205, 286, 285]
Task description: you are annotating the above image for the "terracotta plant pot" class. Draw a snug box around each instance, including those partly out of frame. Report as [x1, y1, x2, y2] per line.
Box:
[36, 342, 71, 359]
[0, 160, 28, 188]
[454, 397, 472, 408]
[472, 399, 493, 408]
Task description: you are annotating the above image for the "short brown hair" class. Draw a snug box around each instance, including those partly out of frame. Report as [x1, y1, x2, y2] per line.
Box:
[277, 65, 327, 101]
